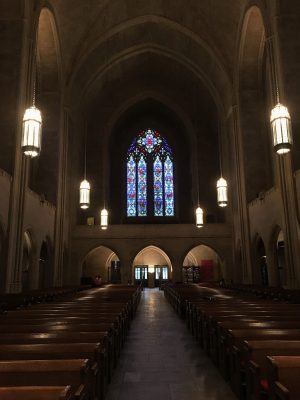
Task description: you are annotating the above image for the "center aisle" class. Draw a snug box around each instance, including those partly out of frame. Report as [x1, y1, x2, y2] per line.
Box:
[106, 288, 237, 400]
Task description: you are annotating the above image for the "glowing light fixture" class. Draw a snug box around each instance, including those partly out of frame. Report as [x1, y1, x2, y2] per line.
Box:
[79, 123, 90, 209]
[270, 102, 292, 154]
[22, 106, 42, 158]
[217, 177, 228, 207]
[21, 40, 42, 158]
[196, 206, 203, 228]
[100, 208, 108, 230]
[79, 179, 90, 209]
[148, 265, 155, 273]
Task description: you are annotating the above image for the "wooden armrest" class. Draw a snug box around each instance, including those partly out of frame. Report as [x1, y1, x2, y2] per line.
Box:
[274, 381, 290, 400]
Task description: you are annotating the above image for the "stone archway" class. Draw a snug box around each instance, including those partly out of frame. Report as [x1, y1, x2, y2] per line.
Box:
[275, 230, 286, 287]
[82, 246, 120, 284]
[254, 236, 269, 286]
[132, 245, 172, 287]
[183, 244, 222, 283]
[22, 231, 33, 292]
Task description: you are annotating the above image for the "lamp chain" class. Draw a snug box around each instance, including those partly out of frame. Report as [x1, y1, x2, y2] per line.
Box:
[267, 35, 280, 104]
[84, 121, 87, 180]
[218, 120, 223, 177]
[32, 29, 39, 107]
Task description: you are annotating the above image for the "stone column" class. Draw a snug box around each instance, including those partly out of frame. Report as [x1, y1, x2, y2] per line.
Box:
[266, 18, 300, 288]
[5, 13, 33, 293]
[53, 107, 70, 286]
[226, 106, 253, 283]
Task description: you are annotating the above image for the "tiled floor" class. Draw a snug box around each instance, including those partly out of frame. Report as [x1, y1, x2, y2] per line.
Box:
[105, 288, 237, 400]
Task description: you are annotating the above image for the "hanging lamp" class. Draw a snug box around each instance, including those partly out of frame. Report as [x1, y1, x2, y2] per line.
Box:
[270, 55, 292, 154]
[79, 179, 90, 209]
[100, 208, 108, 230]
[79, 123, 90, 209]
[195, 206, 203, 228]
[217, 177, 228, 207]
[216, 122, 228, 207]
[270, 102, 292, 154]
[22, 41, 42, 158]
[195, 134, 204, 228]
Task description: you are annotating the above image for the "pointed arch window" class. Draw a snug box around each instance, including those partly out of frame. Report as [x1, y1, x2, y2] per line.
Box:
[126, 129, 174, 217]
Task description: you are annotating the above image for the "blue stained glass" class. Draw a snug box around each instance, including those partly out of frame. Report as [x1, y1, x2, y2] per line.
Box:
[153, 156, 163, 216]
[138, 156, 147, 216]
[127, 155, 136, 216]
[137, 129, 162, 153]
[164, 155, 174, 216]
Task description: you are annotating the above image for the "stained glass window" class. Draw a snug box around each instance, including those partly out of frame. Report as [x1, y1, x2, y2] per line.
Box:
[138, 156, 147, 216]
[127, 129, 174, 217]
[164, 155, 174, 216]
[127, 155, 136, 216]
[153, 156, 163, 216]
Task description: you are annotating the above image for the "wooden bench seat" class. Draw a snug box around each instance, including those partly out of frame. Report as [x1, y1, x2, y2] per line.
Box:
[0, 343, 104, 399]
[0, 385, 73, 400]
[267, 356, 300, 400]
[233, 340, 300, 400]
[0, 359, 95, 400]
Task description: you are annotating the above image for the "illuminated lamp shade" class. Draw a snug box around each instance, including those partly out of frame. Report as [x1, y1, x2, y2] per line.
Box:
[195, 206, 203, 228]
[270, 103, 293, 154]
[148, 265, 155, 273]
[21, 106, 42, 157]
[101, 208, 108, 230]
[217, 177, 228, 207]
[79, 179, 90, 209]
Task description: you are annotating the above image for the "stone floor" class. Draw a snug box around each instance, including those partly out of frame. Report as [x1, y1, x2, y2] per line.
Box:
[105, 288, 237, 400]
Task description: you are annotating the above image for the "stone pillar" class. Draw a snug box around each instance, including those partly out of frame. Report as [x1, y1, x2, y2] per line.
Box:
[53, 107, 70, 286]
[226, 106, 253, 283]
[5, 12, 33, 293]
[266, 20, 300, 288]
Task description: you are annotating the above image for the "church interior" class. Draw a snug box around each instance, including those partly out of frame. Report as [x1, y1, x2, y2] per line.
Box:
[1, 0, 300, 399]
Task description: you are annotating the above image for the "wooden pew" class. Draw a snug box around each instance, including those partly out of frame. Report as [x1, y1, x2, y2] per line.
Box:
[0, 385, 73, 400]
[0, 359, 95, 399]
[0, 343, 103, 399]
[0, 331, 111, 385]
[267, 356, 300, 400]
[235, 340, 300, 400]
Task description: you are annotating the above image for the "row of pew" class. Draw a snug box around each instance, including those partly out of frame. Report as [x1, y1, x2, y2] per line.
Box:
[0, 284, 142, 400]
[0, 285, 93, 312]
[164, 283, 300, 400]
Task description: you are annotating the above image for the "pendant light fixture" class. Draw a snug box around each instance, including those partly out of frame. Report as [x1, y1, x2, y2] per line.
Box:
[270, 47, 292, 154]
[100, 35, 109, 230]
[79, 122, 90, 209]
[196, 206, 203, 228]
[195, 138, 204, 228]
[100, 207, 108, 230]
[216, 122, 228, 207]
[21, 38, 42, 158]
[270, 98, 292, 154]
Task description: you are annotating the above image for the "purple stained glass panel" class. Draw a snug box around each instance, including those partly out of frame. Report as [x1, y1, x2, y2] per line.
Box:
[138, 156, 147, 216]
[127, 155, 136, 216]
[153, 156, 163, 216]
[164, 155, 174, 216]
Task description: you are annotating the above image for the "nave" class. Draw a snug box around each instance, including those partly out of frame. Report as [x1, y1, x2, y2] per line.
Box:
[105, 288, 236, 400]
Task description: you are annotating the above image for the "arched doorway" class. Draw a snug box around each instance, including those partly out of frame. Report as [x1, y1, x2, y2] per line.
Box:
[0, 223, 5, 292]
[255, 237, 269, 286]
[82, 246, 120, 284]
[22, 231, 33, 292]
[183, 245, 222, 283]
[276, 230, 286, 287]
[132, 246, 172, 287]
[39, 240, 52, 289]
